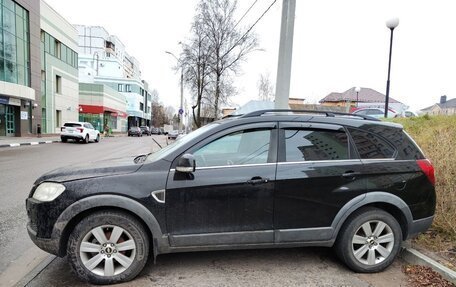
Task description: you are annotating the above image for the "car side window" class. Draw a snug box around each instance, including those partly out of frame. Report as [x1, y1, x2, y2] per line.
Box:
[284, 129, 349, 162]
[367, 109, 382, 115]
[193, 129, 271, 167]
[87, 124, 94, 130]
[348, 128, 396, 159]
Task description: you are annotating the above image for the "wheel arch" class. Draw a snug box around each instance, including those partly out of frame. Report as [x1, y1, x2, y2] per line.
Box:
[331, 192, 413, 241]
[52, 195, 166, 257]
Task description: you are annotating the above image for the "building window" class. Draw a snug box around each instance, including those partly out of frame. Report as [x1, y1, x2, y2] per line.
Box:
[125, 84, 131, 92]
[139, 102, 144, 111]
[56, 110, 62, 128]
[55, 40, 61, 58]
[0, 2, 30, 86]
[55, 75, 62, 94]
[118, 84, 123, 92]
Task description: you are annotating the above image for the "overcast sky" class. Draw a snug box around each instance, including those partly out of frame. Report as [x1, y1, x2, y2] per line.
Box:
[44, 0, 456, 112]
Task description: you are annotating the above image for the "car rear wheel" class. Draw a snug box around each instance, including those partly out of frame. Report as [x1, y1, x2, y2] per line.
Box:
[61, 137, 67, 143]
[67, 211, 149, 284]
[95, 134, 100, 143]
[334, 207, 402, 273]
[84, 134, 89, 144]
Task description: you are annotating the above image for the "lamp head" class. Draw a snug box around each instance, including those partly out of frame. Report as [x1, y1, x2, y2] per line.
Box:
[386, 18, 399, 29]
[354, 87, 361, 93]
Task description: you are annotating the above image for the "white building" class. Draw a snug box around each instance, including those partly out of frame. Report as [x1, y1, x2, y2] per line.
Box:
[74, 25, 151, 128]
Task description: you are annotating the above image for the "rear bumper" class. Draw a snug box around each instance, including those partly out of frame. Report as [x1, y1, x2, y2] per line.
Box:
[61, 134, 84, 140]
[407, 215, 434, 239]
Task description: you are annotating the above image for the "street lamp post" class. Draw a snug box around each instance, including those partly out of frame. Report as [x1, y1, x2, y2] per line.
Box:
[384, 18, 399, 118]
[355, 87, 361, 107]
[165, 51, 184, 133]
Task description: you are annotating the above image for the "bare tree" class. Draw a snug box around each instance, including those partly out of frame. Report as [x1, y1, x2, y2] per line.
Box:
[180, 0, 259, 125]
[257, 73, 274, 101]
[151, 90, 171, 127]
[181, 14, 212, 128]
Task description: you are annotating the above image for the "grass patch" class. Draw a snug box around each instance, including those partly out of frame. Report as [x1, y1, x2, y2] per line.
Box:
[391, 115, 456, 258]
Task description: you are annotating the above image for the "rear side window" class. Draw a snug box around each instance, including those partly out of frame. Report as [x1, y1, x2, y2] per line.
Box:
[348, 128, 396, 159]
[284, 129, 349, 162]
[64, 123, 81, 127]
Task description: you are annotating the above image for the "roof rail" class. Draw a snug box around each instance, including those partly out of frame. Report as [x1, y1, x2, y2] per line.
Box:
[240, 109, 381, 121]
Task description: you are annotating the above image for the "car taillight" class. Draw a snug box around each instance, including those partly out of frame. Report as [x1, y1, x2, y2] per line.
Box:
[77, 127, 84, 133]
[417, 159, 435, 186]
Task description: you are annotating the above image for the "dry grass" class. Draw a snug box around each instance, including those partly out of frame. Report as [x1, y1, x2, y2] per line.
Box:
[392, 115, 456, 256]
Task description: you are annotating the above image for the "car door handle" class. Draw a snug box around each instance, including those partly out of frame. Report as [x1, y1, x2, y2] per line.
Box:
[342, 171, 361, 179]
[247, 176, 269, 185]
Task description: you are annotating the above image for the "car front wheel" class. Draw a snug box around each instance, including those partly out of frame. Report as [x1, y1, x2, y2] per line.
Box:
[67, 211, 149, 284]
[95, 134, 100, 143]
[334, 207, 402, 273]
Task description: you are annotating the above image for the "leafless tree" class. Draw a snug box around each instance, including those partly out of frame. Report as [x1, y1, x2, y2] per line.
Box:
[181, 14, 212, 128]
[180, 0, 259, 125]
[257, 72, 274, 101]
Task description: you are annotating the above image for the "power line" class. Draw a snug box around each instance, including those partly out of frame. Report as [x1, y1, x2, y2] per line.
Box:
[233, 0, 259, 30]
[223, 0, 277, 59]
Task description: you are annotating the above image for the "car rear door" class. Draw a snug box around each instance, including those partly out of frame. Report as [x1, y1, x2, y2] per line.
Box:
[165, 122, 278, 247]
[274, 122, 366, 243]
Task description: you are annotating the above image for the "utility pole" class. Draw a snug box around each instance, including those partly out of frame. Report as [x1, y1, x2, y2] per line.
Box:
[274, 0, 296, 109]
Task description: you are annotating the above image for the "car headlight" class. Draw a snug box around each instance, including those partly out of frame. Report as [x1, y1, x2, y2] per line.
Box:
[33, 182, 66, 202]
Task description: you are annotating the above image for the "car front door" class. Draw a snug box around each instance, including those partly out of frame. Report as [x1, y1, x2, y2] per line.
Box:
[274, 122, 366, 243]
[165, 122, 277, 247]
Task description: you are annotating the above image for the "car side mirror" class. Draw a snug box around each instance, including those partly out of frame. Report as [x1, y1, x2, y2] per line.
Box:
[176, 154, 196, 173]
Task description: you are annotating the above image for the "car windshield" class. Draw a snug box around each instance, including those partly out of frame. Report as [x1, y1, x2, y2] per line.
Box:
[146, 123, 219, 163]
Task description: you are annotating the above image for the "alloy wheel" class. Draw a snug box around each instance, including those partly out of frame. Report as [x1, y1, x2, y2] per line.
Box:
[79, 225, 136, 277]
[351, 220, 394, 265]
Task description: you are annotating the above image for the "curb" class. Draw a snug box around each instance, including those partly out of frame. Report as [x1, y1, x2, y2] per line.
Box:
[13, 255, 56, 287]
[401, 247, 456, 284]
[0, 140, 60, 148]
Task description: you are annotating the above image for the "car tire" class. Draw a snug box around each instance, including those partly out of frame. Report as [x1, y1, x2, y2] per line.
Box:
[334, 207, 402, 273]
[61, 137, 67, 143]
[67, 211, 150, 285]
[95, 134, 100, 143]
[84, 134, 89, 144]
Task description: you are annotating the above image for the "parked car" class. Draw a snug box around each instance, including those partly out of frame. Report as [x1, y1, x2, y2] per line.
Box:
[60, 122, 100, 144]
[151, 127, 161, 135]
[160, 128, 166, 135]
[167, 130, 179, 140]
[139, 126, 151, 136]
[352, 108, 399, 118]
[27, 109, 435, 284]
[128, 126, 142, 137]
[404, 110, 418, 117]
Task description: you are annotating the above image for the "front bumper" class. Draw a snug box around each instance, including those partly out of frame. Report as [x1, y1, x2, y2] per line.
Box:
[27, 223, 60, 255]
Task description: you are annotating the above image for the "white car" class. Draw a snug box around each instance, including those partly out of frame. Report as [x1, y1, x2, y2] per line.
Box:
[352, 108, 399, 119]
[60, 122, 100, 144]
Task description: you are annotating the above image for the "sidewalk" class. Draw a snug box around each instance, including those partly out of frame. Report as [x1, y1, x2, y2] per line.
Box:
[0, 133, 126, 148]
[0, 135, 61, 148]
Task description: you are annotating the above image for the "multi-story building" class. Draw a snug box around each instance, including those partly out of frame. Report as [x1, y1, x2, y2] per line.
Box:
[0, 0, 40, 136]
[75, 25, 151, 129]
[40, 0, 79, 133]
[78, 83, 127, 132]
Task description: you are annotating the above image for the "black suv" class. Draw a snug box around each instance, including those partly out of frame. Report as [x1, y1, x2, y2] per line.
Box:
[26, 110, 435, 284]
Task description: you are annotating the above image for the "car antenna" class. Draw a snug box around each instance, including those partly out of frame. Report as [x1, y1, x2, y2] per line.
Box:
[152, 138, 162, 149]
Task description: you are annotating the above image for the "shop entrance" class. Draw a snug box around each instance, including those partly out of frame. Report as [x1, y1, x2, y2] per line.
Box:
[6, 106, 15, 136]
[0, 105, 16, 137]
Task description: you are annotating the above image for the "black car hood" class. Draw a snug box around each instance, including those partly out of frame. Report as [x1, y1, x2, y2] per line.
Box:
[35, 155, 146, 184]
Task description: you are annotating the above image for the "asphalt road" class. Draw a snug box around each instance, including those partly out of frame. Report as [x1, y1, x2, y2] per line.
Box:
[0, 135, 409, 286]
